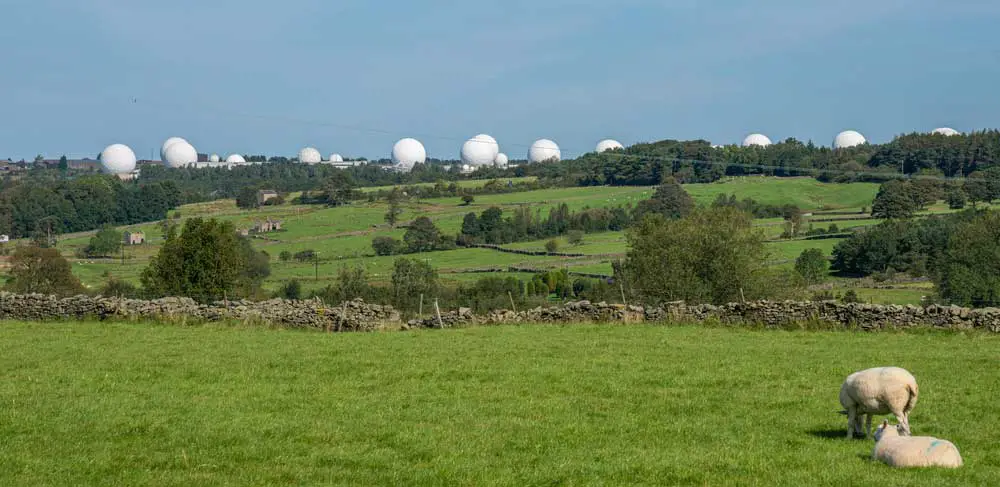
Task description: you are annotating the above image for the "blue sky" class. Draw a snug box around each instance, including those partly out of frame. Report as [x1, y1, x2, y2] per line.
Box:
[1, 0, 998, 161]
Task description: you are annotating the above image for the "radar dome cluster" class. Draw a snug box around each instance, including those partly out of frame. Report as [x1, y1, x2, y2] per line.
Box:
[392, 138, 426, 171]
[596, 139, 624, 153]
[298, 147, 322, 164]
[163, 139, 198, 168]
[528, 139, 561, 163]
[833, 130, 867, 149]
[742, 134, 772, 147]
[461, 134, 500, 166]
[100, 143, 137, 175]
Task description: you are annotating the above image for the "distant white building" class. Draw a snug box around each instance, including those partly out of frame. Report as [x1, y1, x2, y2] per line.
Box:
[0, 235, 8, 243]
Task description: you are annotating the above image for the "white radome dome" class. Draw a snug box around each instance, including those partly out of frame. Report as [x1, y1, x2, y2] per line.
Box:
[209, 154, 220, 163]
[834, 130, 866, 149]
[100, 143, 137, 174]
[298, 147, 322, 164]
[225, 154, 246, 164]
[494, 152, 509, 168]
[160, 137, 188, 161]
[461, 134, 500, 166]
[528, 139, 561, 163]
[596, 139, 624, 153]
[932, 127, 960, 136]
[392, 137, 426, 171]
[163, 141, 198, 168]
[328, 153, 344, 163]
[742, 134, 772, 147]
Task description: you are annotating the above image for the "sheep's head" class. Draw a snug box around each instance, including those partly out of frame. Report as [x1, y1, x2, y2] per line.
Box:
[874, 420, 904, 441]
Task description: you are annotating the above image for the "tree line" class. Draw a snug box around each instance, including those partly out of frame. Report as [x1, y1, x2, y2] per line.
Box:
[0, 175, 181, 240]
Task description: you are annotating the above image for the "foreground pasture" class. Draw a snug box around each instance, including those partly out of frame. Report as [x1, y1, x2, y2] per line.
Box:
[2, 323, 998, 485]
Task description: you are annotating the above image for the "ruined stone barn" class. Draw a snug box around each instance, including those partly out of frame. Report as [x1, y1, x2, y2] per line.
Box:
[122, 230, 145, 245]
[252, 218, 283, 233]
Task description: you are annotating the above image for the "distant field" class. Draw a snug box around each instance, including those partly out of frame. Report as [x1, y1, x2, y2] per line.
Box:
[686, 177, 879, 210]
[37, 177, 912, 300]
[2, 322, 998, 486]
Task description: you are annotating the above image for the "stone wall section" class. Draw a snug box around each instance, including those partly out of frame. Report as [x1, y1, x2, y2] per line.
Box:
[2, 293, 998, 333]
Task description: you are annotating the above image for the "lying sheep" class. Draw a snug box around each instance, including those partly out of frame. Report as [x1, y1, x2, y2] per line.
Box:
[872, 420, 963, 468]
[839, 366, 918, 439]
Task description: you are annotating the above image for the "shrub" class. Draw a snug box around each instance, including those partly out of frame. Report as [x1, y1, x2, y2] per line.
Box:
[545, 239, 560, 253]
[293, 250, 316, 262]
[276, 280, 302, 300]
[566, 230, 584, 246]
[279, 250, 292, 262]
[5, 246, 85, 297]
[841, 290, 862, 303]
[372, 236, 401, 256]
[795, 248, 829, 284]
[624, 207, 782, 305]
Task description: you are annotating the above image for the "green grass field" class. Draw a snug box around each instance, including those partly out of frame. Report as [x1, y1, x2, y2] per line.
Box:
[2, 322, 998, 486]
[30, 177, 913, 299]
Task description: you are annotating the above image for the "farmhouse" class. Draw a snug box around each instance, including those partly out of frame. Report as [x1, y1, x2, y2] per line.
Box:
[123, 230, 145, 245]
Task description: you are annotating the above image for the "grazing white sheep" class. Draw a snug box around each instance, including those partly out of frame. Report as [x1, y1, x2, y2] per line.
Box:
[872, 420, 963, 468]
[839, 366, 918, 439]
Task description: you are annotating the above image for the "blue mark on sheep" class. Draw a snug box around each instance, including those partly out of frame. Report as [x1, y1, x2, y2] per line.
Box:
[926, 440, 943, 455]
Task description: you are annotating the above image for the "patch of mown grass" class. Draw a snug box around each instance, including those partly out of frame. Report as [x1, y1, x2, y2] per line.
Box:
[1, 322, 998, 486]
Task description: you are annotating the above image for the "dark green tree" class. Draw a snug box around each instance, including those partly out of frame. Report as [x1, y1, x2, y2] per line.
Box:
[624, 207, 787, 305]
[83, 225, 122, 258]
[323, 171, 357, 206]
[391, 257, 438, 310]
[4, 246, 84, 296]
[871, 180, 918, 219]
[946, 189, 967, 209]
[141, 218, 256, 302]
[935, 211, 1000, 307]
[633, 178, 694, 220]
[385, 188, 404, 226]
[235, 187, 261, 210]
[795, 248, 829, 284]
[372, 236, 401, 256]
[403, 216, 442, 252]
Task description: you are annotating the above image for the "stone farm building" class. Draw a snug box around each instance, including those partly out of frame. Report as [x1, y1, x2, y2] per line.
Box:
[253, 218, 282, 233]
[257, 190, 279, 205]
[123, 230, 145, 245]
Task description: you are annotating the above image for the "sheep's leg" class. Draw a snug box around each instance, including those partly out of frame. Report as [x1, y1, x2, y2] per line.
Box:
[896, 411, 911, 436]
[846, 408, 858, 439]
[864, 413, 872, 439]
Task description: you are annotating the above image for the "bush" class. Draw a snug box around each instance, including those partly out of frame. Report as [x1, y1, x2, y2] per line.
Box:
[947, 189, 967, 209]
[99, 276, 141, 298]
[276, 280, 302, 300]
[372, 236, 401, 256]
[293, 250, 316, 262]
[83, 225, 123, 258]
[566, 230, 584, 246]
[795, 248, 829, 284]
[279, 250, 291, 262]
[545, 239, 560, 253]
[841, 290, 862, 303]
[624, 207, 786, 305]
[5, 246, 85, 297]
[141, 218, 268, 302]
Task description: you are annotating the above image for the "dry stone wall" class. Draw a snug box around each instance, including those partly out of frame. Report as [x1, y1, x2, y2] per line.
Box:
[2, 293, 1000, 333]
